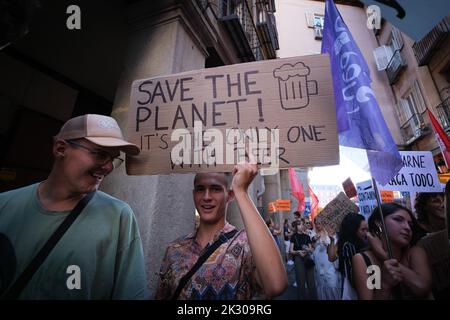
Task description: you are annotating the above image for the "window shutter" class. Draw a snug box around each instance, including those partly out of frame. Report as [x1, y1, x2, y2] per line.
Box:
[413, 80, 426, 113]
[391, 27, 404, 51]
[396, 100, 407, 125]
[305, 11, 314, 27]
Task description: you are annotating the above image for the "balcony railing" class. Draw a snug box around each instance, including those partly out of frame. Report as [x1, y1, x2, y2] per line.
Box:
[256, 2, 279, 59]
[413, 16, 450, 66]
[218, 0, 263, 62]
[386, 49, 405, 84]
[314, 25, 323, 40]
[436, 97, 450, 131]
[400, 112, 429, 145]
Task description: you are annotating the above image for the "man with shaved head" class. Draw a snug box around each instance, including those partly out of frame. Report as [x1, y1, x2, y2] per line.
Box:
[155, 163, 288, 300]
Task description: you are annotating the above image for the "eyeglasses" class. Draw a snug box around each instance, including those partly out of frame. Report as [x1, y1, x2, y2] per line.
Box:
[65, 140, 124, 168]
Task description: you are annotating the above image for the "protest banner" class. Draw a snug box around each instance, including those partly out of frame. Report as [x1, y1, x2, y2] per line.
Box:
[356, 179, 377, 220]
[380, 190, 394, 203]
[126, 54, 338, 175]
[342, 177, 357, 198]
[314, 192, 359, 233]
[268, 202, 276, 214]
[276, 199, 291, 212]
[377, 151, 441, 193]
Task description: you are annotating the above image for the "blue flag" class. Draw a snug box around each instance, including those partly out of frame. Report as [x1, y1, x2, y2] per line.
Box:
[321, 0, 402, 185]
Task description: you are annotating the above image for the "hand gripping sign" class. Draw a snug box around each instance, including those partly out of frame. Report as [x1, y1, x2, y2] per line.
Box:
[126, 54, 338, 175]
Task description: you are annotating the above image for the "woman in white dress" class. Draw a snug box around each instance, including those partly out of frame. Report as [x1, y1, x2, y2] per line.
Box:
[312, 219, 342, 300]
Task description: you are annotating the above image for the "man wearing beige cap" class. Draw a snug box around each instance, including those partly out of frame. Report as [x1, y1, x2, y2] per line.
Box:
[0, 114, 148, 299]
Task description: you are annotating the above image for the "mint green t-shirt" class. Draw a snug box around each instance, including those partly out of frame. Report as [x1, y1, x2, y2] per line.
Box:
[0, 183, 148, 299]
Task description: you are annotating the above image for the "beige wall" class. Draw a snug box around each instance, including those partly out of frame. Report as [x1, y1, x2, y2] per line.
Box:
[275, 0, 324, 57]
[275, 0, 402, 145]
[377, 20, 448, 154]
[430, 39, 450, 97]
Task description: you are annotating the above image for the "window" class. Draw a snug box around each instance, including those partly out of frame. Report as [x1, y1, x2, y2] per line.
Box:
[313, 15, 324, 28]
[373, 45, 393, 71]
[313, 15, 324, 39]
[305, 11, 324, 40]
[391, 27, 404, 51]
[373, 27, 404, 71]
[396, 80, 427, 143]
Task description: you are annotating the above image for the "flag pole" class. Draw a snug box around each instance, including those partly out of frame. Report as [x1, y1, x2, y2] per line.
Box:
[372, 177, 404, 299]
[371, 177, 393, 259]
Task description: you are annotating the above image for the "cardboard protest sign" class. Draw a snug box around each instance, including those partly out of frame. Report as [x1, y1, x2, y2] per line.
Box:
[126, 54, 338, 175]
[342, 177, 357, 198]
[276, 199, 291, 212]
[377, 151, 441, 192]
[356, 179, 377, 220]
[314, 192, 359, 233]
[381, 190, 394, 203]
[268, 202, 276, 213]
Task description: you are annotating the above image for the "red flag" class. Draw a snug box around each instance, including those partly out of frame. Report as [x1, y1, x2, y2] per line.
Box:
[289, 168, 305, 212]
[428, 109, 450, 167]
[309, 186, 319, 221]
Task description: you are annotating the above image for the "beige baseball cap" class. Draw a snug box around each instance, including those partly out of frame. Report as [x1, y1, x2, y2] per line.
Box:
[55, 114, 140, 155]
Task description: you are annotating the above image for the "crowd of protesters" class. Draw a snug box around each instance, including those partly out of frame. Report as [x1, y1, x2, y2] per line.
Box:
[1, 115, 448, 300]
[280, 191, 450, 300]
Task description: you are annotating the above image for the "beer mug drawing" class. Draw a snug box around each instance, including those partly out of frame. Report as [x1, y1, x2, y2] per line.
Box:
[273, 62, 318, 110]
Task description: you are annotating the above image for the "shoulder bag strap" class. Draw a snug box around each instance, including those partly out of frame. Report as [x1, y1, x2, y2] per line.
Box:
[2, 192, 95, 300]
[171, 229, 238, 300]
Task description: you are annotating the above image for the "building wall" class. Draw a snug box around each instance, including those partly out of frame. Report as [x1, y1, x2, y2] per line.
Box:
[376, 19, 448, 155]
[275, 0, 402, 146]
[429, 34, 450, 96]
[0, 0, 122, 192]
[11, 0, 128, 101]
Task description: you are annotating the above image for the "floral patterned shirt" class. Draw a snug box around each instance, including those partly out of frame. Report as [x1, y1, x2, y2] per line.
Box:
[155, 223, 261, 300]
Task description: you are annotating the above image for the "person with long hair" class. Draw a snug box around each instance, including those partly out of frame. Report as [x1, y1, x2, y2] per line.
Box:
[283, 219, 294, 265]
[352, 203, 432, 300]
[415, 192, 446, 233]
[312, 219, 341, 300]
[327, 212, 368, 300]
[290, 220, 317, 299]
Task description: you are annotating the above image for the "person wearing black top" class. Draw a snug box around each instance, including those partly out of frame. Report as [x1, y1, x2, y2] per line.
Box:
[283, 219, 294, 265]
[327, 212, 368, 299]
[289, 220, 317, 299]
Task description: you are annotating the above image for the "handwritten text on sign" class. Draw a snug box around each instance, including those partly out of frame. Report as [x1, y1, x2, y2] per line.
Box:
[357, 179, 377, 220]
[377, 151, 441, 192]
[126, 54, 338, 175]
[314, 192, 359, 233]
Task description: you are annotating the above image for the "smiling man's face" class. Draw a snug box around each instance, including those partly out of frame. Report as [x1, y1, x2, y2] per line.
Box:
[193, 173, 233, 226]
[56, 138, 117, 194]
